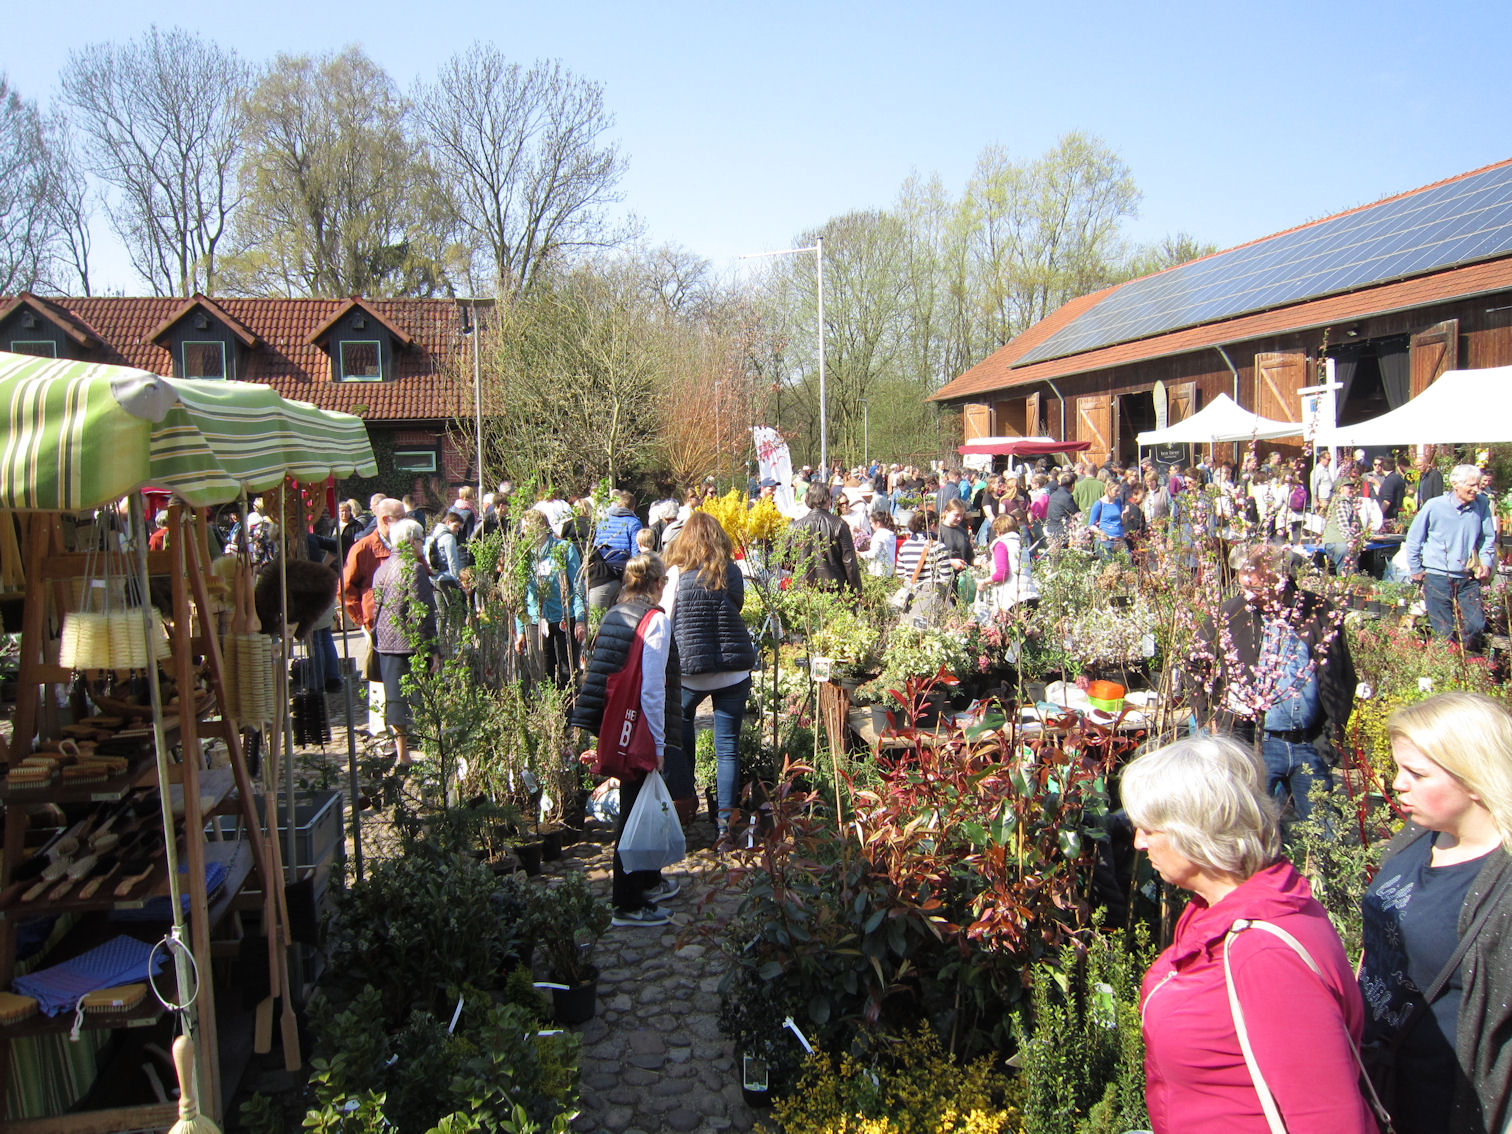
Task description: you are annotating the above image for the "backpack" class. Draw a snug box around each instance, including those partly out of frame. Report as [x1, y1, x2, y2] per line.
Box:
[1288, 483, 1307, 512]
[595, 609, 661, 779]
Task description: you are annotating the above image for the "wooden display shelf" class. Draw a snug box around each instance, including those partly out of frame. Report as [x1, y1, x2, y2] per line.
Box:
[2, 1102, 180, 1134]
[0, 997, 165, 1040]
[0, 753, 155, 807]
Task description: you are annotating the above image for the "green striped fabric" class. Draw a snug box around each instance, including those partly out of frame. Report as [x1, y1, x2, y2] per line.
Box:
[0, 353, 160, 511]
[0, 352, 377, 511]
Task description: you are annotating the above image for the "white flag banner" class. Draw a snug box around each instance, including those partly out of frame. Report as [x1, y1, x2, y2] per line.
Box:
[752, 426, 797, 515]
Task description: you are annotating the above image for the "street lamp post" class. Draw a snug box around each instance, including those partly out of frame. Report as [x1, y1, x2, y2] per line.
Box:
[459, 299, 495, 500]
[742, 238, 825, 471]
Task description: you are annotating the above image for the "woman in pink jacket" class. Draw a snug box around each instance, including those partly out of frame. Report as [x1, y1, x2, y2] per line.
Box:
[1124, 735, 1378, 1134]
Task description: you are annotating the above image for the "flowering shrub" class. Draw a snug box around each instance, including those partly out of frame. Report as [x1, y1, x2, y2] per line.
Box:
[857, 623, 971, 703]
[1345, 619, 1499, 777]
[699, 488, 788, 549]
[769, 1027, 1019, 1134]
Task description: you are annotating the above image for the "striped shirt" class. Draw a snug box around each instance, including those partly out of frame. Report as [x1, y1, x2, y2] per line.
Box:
[895, 536, 951, 591]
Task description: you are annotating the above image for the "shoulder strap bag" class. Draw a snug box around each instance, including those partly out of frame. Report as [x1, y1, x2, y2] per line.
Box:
[1356, 856, 1512, 1121]
[1223, 917, 1395, 1134]
[888, 539, 932, 613]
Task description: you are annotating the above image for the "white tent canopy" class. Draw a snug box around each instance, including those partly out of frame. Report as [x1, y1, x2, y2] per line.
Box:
[1136, 393, 1303, 447]
[1327, 366, 1512, 447]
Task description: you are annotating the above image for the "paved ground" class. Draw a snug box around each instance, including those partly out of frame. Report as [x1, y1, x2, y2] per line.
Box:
[292, 663, 766, 1134]
[547, 827, 762, 1134]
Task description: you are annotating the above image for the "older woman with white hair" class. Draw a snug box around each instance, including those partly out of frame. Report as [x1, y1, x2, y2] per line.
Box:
[1127, 735, 1377, 1134]
[1358, 692, 1512, 1134]
[371, 517, 436, 764]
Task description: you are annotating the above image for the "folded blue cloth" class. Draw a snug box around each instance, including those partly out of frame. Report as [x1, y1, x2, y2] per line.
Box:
[110, 860, 228, 924]
[13, 935, 166, 1017]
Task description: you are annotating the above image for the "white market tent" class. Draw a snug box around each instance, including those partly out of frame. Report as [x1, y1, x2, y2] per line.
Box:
[1327, 366, 1512, 447]
[1136, 393, 1304, 447]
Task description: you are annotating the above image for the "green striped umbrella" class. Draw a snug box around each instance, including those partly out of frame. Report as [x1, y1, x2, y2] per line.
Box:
[0, 352, 377, 511]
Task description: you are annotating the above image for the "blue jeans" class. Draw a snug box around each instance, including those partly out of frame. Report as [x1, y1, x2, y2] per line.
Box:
[1262, 737, 1330, 820]
[310, 627, 340, 689]
[1423, 572, 1485, 649]
[677, 677, 752, 830]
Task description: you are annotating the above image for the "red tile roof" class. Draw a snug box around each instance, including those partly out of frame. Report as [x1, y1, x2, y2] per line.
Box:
[930, 257, 1512, 402]
[149, 294, 259, 348]
[6, 296, 470, 422]
[0, 293, 101, 349]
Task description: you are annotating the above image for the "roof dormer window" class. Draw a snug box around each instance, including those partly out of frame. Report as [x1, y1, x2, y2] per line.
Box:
[182, 341, 227, 380]
[339, 340, 383, 381]
[149, 295, 257, 381]
[308, 298, 413, 383]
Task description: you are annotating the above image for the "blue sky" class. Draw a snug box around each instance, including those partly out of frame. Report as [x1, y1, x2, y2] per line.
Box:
[7, 0, 1510, 292]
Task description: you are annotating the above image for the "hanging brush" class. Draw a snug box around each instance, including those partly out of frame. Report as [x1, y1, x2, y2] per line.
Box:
[169, 1031, 221, 1134]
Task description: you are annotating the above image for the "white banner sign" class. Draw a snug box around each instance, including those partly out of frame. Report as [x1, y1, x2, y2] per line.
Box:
[752, 426, 797, 515]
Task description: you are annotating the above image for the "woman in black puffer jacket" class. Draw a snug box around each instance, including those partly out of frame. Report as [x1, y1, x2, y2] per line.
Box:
[660, 511, 756, 836]
[571, 554, 682, 926]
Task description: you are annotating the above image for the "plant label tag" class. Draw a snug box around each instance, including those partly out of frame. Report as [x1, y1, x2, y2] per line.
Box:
[810, 656, 832, 682]
[1141, 634, 1157, 658]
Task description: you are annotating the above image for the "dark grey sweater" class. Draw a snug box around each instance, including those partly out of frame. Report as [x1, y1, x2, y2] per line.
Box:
[1376, 823, 1512, 1134]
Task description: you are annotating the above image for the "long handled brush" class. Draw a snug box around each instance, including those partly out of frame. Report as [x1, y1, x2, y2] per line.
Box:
[169, 1032, 221, 1134]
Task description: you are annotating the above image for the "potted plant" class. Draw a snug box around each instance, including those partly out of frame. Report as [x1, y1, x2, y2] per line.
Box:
[526, 870, 612, 1024]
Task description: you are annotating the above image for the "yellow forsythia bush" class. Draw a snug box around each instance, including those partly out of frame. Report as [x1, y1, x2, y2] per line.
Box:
[767, 1027, 1020, 1134]
[699, 490, 788, 551]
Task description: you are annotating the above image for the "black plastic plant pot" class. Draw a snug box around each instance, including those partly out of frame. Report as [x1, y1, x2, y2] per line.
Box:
[541, 829, 564, 861]
[550, 967, 598, 1025]
[514, 841, 543, 876]
[741, 1053, 772, 1107]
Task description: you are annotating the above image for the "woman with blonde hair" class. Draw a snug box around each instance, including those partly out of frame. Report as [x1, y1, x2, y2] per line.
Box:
[1358, 692, 1512, 1134]
[661, 510, 756, 835]
[1128, 734, 1377, 1134]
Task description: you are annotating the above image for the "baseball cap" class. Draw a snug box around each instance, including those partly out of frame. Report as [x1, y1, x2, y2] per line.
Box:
[759, 477, 778, 488]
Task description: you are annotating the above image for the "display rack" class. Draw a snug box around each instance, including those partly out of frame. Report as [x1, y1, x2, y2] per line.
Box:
[0, 507, 293, 1131]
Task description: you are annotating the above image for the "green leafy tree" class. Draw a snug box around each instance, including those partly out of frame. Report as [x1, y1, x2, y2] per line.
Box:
[475, 264, 663, 489]
[222, 47, 456, 297]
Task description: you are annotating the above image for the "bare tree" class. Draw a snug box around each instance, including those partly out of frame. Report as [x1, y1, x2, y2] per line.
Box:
[41, 113, 94, 295]
[59, 26, 248, 296]
[414, 44, 630, 296]
[0, 76, 53, 294]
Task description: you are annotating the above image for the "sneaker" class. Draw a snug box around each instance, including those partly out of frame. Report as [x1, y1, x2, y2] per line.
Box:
[644, 878, 681, 902]
[611, 905, 670, 928]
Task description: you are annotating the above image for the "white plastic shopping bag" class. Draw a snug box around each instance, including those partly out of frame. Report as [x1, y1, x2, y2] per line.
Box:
[618, 770, 687, 873]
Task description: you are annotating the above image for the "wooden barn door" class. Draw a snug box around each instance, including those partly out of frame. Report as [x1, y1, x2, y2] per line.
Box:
[1025, 391, 1043, 436]
[1077, 393, 1112, 464]
[1168, 380, 1198, 423]
[1253, 352, 1307, 422]
[1410, 319, 1458, 397]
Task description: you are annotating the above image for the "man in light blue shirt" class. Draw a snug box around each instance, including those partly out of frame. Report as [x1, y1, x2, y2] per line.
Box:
[1405, 463, 1496, 650]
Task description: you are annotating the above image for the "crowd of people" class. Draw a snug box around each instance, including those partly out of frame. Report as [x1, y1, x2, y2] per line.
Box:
[281, 445, 1512, 1131]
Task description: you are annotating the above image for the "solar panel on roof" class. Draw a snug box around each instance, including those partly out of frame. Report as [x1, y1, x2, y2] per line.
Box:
[1015, 163, 1512, 367]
